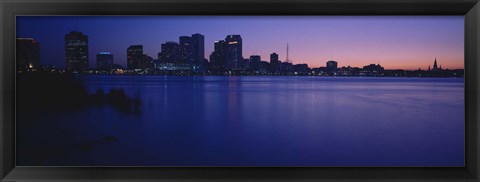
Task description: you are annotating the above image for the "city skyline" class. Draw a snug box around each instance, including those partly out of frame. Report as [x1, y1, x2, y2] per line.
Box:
[16, 16, 464, 70]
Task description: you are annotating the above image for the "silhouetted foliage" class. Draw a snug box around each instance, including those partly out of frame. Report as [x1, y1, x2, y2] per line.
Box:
[17, 72, 90, 112]
[107, 88, 133, 113]
[17, 72, 141, 115]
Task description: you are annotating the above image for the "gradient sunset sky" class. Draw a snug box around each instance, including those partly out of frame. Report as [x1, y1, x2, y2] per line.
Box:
[16, 16, 464, 70]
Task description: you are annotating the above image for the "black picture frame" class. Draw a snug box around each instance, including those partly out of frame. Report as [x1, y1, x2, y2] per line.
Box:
[1, 0, 479, 181]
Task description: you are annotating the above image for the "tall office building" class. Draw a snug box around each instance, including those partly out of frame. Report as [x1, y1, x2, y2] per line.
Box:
[127, 45, 143, 70]
[178, 33, 205, 70]
[270, 53, 279, 63]
[142, 54, 154, 70]
[179, 36, 195, 64]
[160, 41, 180, 63]
[270, 53, 280, 72]
[210, 40, 226, 71]
[249, 55, 261, 71]
[326, 60, 338, 71]
[225, 35, 242, 70]
[191, 33, 205, 63]
[65, 31, 88, 72]
[96, 52, 114, 70]
[16, 38, 40, 70]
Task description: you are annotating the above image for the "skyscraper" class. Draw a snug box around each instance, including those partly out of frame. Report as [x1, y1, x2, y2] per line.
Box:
[65, 31, 88, 72]
[142, 54, 154, 71]
[270, 53, 280, 72]
[96, 52, 114, 70]
[270, 53, 279, 63]
[326, 60, 338, 71]
[160, 42, 180, 63]
[127, 45, 143, 70]
[210, 40, 226, 71]
[16, 38, 40, 70]
[179, 36, 195, 64]
[177, 33, 205, 71]
[192, 33, 205, 63]
[225, 35, 243, 70]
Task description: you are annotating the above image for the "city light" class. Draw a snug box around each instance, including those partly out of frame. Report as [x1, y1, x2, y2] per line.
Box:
[16, 29, 464, 77]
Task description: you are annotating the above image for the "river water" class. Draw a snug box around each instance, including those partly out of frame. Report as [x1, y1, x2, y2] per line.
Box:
[17, 76, 464, 166]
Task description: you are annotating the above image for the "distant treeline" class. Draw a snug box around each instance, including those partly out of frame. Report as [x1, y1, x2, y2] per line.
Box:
[382, 69, 464, 77]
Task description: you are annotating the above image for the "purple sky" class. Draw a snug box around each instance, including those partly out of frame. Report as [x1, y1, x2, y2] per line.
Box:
[16, 16, 464, 70]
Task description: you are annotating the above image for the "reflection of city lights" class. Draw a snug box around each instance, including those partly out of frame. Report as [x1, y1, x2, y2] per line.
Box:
[228, 41, 238, 44]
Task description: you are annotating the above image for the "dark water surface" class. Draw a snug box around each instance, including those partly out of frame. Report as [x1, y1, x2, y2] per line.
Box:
[17, 76, 464, 166]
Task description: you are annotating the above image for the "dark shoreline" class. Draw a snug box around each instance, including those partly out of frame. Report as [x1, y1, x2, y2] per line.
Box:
[19, 67, 464, 78]
[17, 72, 141, 114]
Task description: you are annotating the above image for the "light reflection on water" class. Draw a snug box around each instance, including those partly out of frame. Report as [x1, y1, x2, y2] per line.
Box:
[18, 76, 464, 166]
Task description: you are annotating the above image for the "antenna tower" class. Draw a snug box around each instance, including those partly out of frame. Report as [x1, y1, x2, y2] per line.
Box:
[286, 43, 290, 63]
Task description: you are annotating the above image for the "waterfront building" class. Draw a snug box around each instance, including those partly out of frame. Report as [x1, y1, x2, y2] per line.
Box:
[326, 60, 338, 71]
[225, 35, 243, 70]
[65, 31, 88, 72]
[152, 59, 162, 70]
[281, 62, 293, 73]
[239, 58, 249, 70]
[142, 54, 154, 71]
[191, 33, 205, 64]
[362, 64, 384, 76]
[270, 53, 279, 63]
[270, 53, 280, 73]
[16, 38, 40, 70]
[293, 63, 309, 74]
[259, 61, 270, 72]
[249, 55, 261, 71]
[159, 42, 180, 64]
[178, 33, 205, 71]
[96, 52, 114, 70]
[127, 45, 143, 70]
[338, 66, 361, 76]
[179, 36, 195, 64]
[209, 40, 226, 71]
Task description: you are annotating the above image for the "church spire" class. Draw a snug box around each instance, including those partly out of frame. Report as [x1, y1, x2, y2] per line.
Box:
[433, 58, 438, 71]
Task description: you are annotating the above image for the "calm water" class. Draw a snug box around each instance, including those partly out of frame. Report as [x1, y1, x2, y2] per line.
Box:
[17, 76, 464, 166]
